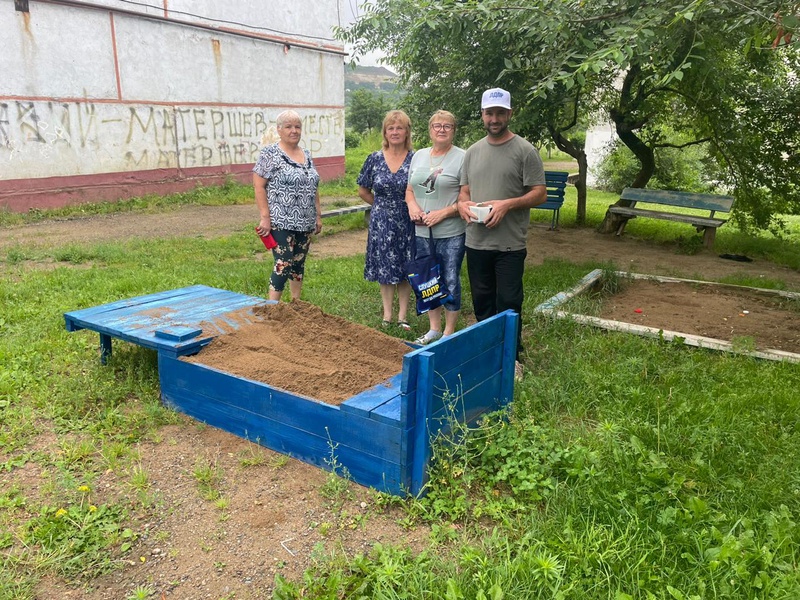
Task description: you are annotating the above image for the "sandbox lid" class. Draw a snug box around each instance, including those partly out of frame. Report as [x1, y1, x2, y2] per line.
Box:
[64, 284, 266, 357]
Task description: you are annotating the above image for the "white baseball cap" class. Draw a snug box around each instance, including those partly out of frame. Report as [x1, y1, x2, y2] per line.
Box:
[481, 87, 511, 110]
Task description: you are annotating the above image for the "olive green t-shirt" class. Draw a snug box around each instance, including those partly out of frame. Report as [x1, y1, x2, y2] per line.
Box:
[460, 135, 545, 251]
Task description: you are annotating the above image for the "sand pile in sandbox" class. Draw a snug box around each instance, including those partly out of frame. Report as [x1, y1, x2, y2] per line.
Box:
[183, 300, 411, 405]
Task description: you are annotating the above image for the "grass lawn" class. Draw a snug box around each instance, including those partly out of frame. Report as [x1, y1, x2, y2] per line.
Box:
[2, 151, 800, 598]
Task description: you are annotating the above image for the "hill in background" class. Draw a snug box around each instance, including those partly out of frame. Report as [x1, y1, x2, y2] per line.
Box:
[344, 65, 399, 102]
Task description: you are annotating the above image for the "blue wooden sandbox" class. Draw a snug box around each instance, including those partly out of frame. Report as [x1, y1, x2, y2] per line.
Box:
[65, 285, 518, 496]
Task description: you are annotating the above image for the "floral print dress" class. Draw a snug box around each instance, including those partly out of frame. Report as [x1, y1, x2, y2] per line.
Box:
[357, 150, 415, 284]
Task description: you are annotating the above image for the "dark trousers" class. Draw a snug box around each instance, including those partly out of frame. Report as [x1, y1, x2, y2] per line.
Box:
[466, 247, 527, 360]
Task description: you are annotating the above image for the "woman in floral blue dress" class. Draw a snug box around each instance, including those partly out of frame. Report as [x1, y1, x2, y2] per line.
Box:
[357, 110, 415, 329]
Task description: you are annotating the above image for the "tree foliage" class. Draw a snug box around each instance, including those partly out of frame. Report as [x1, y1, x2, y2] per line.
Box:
[339, 0, 800, 230]
[346, 89, 391, 134]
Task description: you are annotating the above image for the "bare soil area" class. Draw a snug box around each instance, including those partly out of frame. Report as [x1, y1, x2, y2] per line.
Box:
[3, 201, 800, 290]
[33, 424, 427, 600]
[597, 279, 800, 354]
[4, 200, 799, 599]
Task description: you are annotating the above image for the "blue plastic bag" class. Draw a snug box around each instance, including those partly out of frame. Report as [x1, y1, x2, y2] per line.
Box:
[405, 229, 452, 315]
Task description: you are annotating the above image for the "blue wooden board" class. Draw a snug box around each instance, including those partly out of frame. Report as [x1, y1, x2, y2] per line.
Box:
[620, 187, 734, 213]
[64, 285, 268, 358]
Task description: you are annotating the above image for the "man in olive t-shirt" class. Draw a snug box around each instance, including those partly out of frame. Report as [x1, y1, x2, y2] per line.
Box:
[457, 88, 547, 373]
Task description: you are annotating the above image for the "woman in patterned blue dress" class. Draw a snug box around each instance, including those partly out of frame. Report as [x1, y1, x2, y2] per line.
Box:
[357, 110, 415, 330]
[253, 110, 321, 302]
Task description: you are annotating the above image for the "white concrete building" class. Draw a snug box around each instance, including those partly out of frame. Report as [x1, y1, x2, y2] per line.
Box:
[1, 0, 346, 211]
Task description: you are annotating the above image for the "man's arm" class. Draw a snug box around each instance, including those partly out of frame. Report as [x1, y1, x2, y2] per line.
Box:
[456, 184, 473, 221]
[482, 184, 547, 228]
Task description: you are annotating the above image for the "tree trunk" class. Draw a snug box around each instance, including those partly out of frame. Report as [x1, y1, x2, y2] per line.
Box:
[598, 65, 656, 233]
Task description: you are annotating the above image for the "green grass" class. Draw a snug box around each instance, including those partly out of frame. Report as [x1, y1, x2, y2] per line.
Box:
[530, 186, 800, 271]
[276, 276, 800, 598]
[2, 137, 800, 598]
[3, 218, 799, 597]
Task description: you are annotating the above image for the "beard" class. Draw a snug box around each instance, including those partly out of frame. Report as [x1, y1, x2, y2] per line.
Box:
[484, 121, 508, 137]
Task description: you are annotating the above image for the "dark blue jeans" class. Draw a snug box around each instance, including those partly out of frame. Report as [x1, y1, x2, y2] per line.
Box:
[466, 247, 527, 360]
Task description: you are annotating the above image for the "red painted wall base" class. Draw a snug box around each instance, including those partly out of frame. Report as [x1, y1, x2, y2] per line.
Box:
[0, 156, 345, 213]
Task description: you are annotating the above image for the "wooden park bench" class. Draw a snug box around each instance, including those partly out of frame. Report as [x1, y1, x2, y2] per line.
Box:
[533, 171, 569, 229]
[320, 203, 371, 219]
[608, 188, 734, 248]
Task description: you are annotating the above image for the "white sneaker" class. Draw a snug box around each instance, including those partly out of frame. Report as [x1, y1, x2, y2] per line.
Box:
[514, 361, 524, 381]
[414, 330, 443, 345]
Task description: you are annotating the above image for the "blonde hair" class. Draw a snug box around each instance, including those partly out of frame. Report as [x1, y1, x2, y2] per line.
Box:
[276, 110, 302, 129]
[428, 110, 456, 129]
[381, 110, 413, 151]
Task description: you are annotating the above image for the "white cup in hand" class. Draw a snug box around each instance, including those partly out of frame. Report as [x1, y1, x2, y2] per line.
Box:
[470, 204, 493, 223]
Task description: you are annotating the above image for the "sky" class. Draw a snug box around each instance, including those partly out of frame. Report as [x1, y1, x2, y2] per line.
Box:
[341, 0, 385, 67]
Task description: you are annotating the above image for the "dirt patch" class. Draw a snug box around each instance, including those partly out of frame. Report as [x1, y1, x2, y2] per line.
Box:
[185, 301, 410, 404]
[0, 198, 359, 251]
[595, 279, 800, 354]
[28, 424, 428, 600]
[523, 226, 800, 290]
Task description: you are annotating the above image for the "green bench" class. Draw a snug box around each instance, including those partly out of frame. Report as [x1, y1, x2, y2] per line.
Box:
[533, 170, 569, 229]
[608, 188, 734, 248]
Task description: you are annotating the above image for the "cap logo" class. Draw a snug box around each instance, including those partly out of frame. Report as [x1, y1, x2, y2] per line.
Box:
[481, 88, 511, 109]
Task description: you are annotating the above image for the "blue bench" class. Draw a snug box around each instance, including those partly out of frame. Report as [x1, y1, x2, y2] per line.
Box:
[534, 171, 569, 229]
[608, 188, 734, 248]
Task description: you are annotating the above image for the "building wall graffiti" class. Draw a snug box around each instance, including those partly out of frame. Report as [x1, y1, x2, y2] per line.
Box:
[1, 1, 346, 210]
[0, 101, 344, 180]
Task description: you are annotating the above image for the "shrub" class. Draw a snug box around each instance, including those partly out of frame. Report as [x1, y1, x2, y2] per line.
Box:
[594, 139, 712, 193]
[344, 129, 362, 149]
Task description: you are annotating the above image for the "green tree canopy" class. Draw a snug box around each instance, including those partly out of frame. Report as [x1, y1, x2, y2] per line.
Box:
[347, 89, 391, 134]
[340, 0, 800, 230]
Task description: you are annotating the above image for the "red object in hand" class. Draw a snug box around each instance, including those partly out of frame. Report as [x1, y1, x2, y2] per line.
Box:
[256, 227, 277, 249]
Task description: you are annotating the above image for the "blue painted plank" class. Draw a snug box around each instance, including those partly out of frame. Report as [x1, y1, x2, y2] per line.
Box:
[161, 384, 405, 494]
[410, 351, 434, 495]
[620, 188, 734, 212]
[608, 207, 726, 228]
[500, 312, 518, 402]
[400, 311, 513, 429]
[545, 171, 569, 182]
[154, 326, 203, 342]
[340, 373, 403, 422]
[427, 373, 508, 439]
[428, 344, 505, 405]
[372, 395, 402, 423]
[160, 355, 403, 460]
[400, 314, 506, 394]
